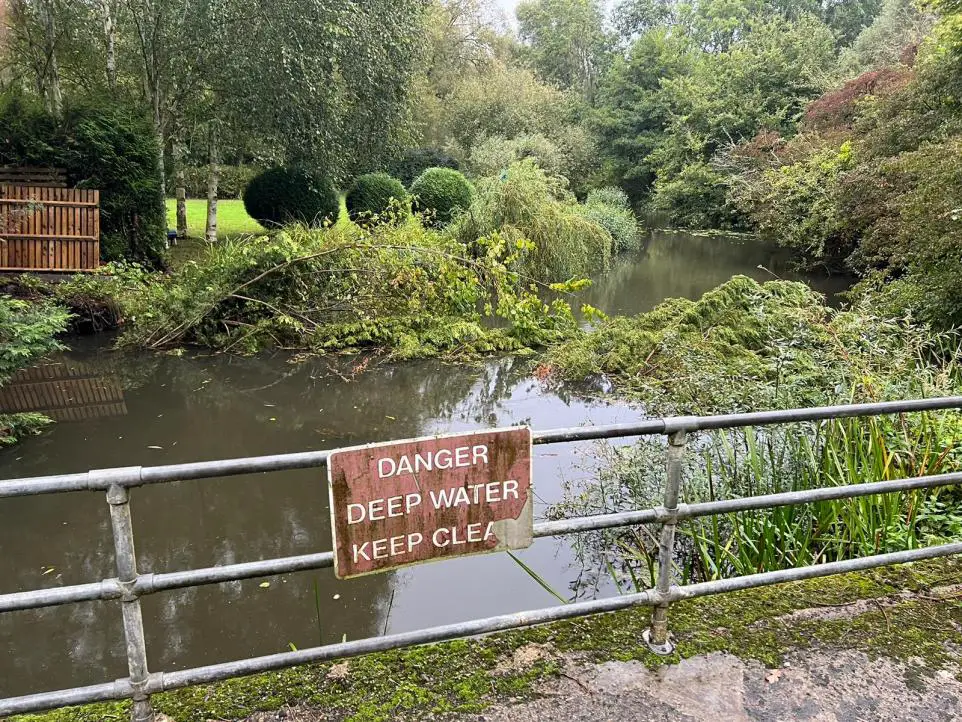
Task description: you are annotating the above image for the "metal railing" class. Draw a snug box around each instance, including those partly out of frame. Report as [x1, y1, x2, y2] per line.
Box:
[3, 396, 962, 720]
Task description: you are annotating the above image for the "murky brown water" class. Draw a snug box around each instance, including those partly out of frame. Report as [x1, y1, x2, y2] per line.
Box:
[0, 232, 846, 697]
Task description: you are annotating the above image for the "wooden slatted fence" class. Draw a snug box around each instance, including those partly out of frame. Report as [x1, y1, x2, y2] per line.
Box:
[0, 167, 67, 187]
[0, 362, 127, 422]
[0, 185, 101, 271]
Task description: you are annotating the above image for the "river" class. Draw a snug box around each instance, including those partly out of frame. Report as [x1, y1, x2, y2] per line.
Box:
[0, 231, 849, 697]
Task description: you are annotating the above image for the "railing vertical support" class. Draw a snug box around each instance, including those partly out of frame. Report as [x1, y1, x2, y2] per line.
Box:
[645, 429, 687, 655]
[106, 481, 154, 722]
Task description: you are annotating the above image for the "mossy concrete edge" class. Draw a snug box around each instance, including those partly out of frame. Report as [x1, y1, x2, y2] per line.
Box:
[11, 557, 962, 722]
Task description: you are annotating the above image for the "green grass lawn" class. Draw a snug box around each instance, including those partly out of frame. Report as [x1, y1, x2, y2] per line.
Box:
[165, 198, 265, 239]
[165, 196, 353, 268]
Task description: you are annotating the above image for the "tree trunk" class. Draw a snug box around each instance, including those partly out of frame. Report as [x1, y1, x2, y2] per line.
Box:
[205, 124, 219, 244]
[172, 139, 188, 241]
[100, 0, 118, 89]
[156, 124, 167, 209]
[39, 0, 62, 115]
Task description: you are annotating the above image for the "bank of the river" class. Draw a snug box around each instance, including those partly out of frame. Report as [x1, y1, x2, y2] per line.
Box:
[12, 558, 962, 722]
[0, 231, 865, 700]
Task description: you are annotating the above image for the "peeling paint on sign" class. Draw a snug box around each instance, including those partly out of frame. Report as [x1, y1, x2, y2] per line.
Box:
[327, 427, 533, 579]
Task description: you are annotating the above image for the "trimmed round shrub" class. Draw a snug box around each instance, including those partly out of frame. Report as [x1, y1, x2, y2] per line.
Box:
[345, 172, 408, 225]
[243, 167, 339, 228]
[389, 148, 460, 188]
[410, 168, 475, 227]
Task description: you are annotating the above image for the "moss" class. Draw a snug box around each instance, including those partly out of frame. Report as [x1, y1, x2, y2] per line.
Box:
[16, 558, 962, 722]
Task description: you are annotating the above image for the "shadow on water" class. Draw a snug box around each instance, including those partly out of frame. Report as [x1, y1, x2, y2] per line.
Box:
[0, 231, 848, 697]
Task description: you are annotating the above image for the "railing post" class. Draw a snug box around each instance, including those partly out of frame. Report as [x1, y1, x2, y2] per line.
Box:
[645, 429, 687, 655]
[105, 478, 154, 722]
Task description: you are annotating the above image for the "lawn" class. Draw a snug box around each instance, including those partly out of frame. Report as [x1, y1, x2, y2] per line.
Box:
[165, 199, 265, 239]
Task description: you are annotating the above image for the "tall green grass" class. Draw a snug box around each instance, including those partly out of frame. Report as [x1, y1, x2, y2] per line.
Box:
[683, 412, 962, 581]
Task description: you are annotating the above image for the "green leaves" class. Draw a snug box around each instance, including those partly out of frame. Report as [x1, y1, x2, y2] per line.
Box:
[104, 219, 580, 358]
[0, 297, 70, 385]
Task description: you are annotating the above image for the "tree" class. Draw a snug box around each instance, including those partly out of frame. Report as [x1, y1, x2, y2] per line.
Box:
[516, 0, 613, 103]
[216, 0, 428, 182]
[647, 13, 837, 226]
[839, 0, 936, 76]
[443, 61, 572, 155]
[593, 27, 692, 199]
[411, 0, 511, 147]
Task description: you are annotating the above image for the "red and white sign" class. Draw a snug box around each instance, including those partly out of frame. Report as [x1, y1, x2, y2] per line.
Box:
[327, 427, 533, 579]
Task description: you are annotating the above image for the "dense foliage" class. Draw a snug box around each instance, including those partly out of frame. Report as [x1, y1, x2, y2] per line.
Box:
[0, 96, 166, 265]
[544, 276, 942, 412]
[345, 173, 409, 226]
[451, 160, 613, 282]
[727, 1, 962, 327]
[83, 225, 582, 359]
[243, 168, 340, 228]
[576, 187, 642, 252]
[546, 276, 962, 591]
[388, 148, 461, 188]
[410, 168, 475, 226]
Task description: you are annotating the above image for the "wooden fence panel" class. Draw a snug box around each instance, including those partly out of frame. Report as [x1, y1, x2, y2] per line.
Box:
[0, 185, 100, 271]
[0, 167, 67, 187]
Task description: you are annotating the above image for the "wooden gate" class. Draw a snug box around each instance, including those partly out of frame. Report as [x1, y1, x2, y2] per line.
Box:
[0, 185, 101, 272]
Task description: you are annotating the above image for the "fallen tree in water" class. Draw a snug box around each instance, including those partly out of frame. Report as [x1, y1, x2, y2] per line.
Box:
[541, 275, 960, 414]
[61, 222, 587, 358]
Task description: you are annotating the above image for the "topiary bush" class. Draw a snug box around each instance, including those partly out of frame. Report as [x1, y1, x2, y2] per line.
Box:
[389, 148, 460, 188]
[345, 172, 408, 226]
[578, 187, 642, 253]
[410, 168, 475, 227]
[243, 167, 340, 228]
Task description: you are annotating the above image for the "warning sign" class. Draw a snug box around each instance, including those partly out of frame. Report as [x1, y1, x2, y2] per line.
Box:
[327, 427, 533, 579]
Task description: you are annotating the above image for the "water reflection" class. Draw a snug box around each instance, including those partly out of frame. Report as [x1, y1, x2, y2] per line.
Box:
[0, 233, 845, 697]
[0, 361, 127, 421]
[583, 231, 852, 317]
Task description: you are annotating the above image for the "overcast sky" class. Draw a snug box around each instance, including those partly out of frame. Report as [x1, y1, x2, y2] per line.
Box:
[496, 0, 520, 24]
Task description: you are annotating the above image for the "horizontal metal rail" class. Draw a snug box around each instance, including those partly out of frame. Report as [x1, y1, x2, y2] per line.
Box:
[7, 469, 962, 615]
[4, 540, 961, 717]
[3, 396, 961, 499]
[2, 396, 962, 719]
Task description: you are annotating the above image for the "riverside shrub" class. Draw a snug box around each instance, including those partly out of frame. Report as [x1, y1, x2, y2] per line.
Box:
[243, 167, 339, 228]
[577, 188, 642, 253]
[106, 222, 582, 358]
[410, 168, 474, 226]
[345, 173, 408, 226]
[452, 160, 612, 282]
[0, 296, 70, 445]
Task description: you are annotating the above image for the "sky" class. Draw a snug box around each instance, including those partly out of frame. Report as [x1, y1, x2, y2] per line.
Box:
[496, 0, 521, 24]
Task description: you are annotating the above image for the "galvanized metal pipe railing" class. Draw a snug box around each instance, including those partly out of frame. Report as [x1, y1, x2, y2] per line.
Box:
[2, 396, 962, 720]
[4, 396, 962, 499]
[8, 468, 962, 616]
